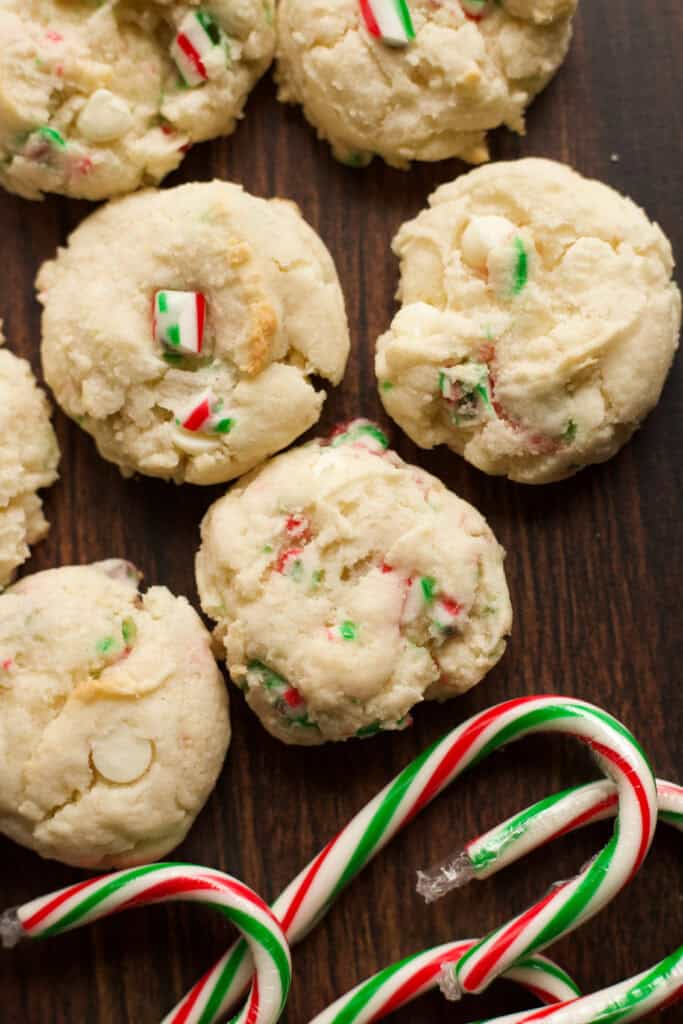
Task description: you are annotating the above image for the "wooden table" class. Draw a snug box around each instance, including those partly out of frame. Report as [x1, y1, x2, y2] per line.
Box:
[1, 2, 681, 1021]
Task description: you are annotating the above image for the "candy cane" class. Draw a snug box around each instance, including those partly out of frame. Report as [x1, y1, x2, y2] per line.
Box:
[0, 864, 291, 1024]
[167, 696, 656, 1023]
[310, 784, 682, 1024]
[178, 390, 235, 435]
[419, 781, 682, 1024]
[359, 0, 416, 46]
[154, 290, 206, 355]
[419, 779, 682, 890]
[466, 784, 683, 1023]
[478, 948, 683, 1024]
[308, 944, 579, 1024]
[171, 11, 225, 87]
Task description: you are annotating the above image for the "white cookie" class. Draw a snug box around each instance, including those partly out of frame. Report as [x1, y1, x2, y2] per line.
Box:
[377, 159, 682, 483]
[0, 324, 59, 587]
[0, 560, 230, 868]
[38, 180, 350, 485]
[0, 0, 275, 200]
[275, 0, 576, 169]
[196, 421, 512, 745]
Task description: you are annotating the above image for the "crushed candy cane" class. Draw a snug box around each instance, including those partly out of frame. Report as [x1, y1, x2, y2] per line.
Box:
[384, 565, 464, 638]
[247, 661, 319, 729]
[329, 419, 390, 453]
[460, 0, 492, 19]
[171, 10, 227, 87]
[177, 391, 234, 435]
[23, 126, 67, 164]
[285, 513, 311, 541]
[275, 546, 322, 590]
[154, 290, 206, 356]
[439, 363, 492, 425]
[430, 597, 463, 637]
[359, 0, 415, 46]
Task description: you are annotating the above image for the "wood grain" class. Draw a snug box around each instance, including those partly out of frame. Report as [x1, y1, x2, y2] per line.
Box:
[1, 2, 681, 1021]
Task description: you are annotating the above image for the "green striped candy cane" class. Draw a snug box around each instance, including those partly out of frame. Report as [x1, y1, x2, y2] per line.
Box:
[438, 780, 683, 1024]
[166, 696, 657, 1023]
[0, 864, 291, 1024]
[307, 944, 579, 1024]
[419, 780, 682, 891]
[472, 948, 683, 1024]
[307, 783, 682, 1023]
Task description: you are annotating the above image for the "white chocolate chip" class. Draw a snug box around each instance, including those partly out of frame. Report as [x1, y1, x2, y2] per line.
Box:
[91, 727, 153, 784]
[170, 424, 223, 456]
[77, 89, 133, 143]
[461, 215, 516, 270]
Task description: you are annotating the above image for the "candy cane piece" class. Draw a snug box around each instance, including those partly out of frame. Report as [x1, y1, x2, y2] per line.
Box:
[154, 290, 206, 355]
[460, 0, 492, 20]
[329, 418, 390, 452]
[359, 0, 416, 46]
[168, 696, 656, 1023]
[0, 864, 291, 1024]
[171, 11, 224, 87]
[308, 943, 579, 1024]
[178, 390, 235, 435]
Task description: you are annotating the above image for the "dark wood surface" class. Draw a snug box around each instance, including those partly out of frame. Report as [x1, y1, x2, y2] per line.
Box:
[1, 2, 681, 1021]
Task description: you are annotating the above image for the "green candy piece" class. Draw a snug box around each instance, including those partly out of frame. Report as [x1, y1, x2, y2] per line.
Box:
[340, 620, 358, 641]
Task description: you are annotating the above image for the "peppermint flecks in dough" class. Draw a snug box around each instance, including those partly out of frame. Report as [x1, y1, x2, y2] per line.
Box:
[275, 0, 576, 169]
[0, 323, 59, 587]
[38, 181, 351, 485]
[0, 561, 230, 868]
[196, 421, 512, 746]
[376, 159, 682, 484]
[0, 0, 275, 201]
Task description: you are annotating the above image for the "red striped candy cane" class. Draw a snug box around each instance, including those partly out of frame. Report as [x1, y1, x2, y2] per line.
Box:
[431, 782, 683, 1024]
[476, 947, 682, 1024]
[308, 784, 682, 1023]
[0, 864, 291, 1024]
[307, 943, 579, 1024]
[438, 779, 682, 885]
[168, 696, 656, 1023]
[359, 0, 416, 45]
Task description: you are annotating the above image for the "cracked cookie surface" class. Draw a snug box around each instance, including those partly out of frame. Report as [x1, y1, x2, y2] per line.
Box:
[38, 180, 350, 485]
[275, 0, 575, 169]
[0, 0, 275, 200]
[0, 560, 230, 868]
[0, 324, 59, 586]
[376, 159, 682, 483]
[196, 421, 512, 745]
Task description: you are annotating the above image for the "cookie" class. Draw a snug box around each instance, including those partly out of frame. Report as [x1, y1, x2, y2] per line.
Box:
[376, 159, 682, 483]
[38, 180, 350, 485]
[275, 0, 576, 169]
[0, 560, 230, 868]
[0, 1, 275, 201]
[196, 421, 512, 745]
[0, 324, 59, 587]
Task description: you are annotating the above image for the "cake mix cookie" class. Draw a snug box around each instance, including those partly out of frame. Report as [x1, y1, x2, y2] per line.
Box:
[196, 421, 512, 745]
[38, 180, 350, 485]
[275, 0, 576, 169]
[377, 159, 682, 483]
[0, 0, 275, 201]
[0, 560, 230, 868]
[0, 325, 59, 587]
